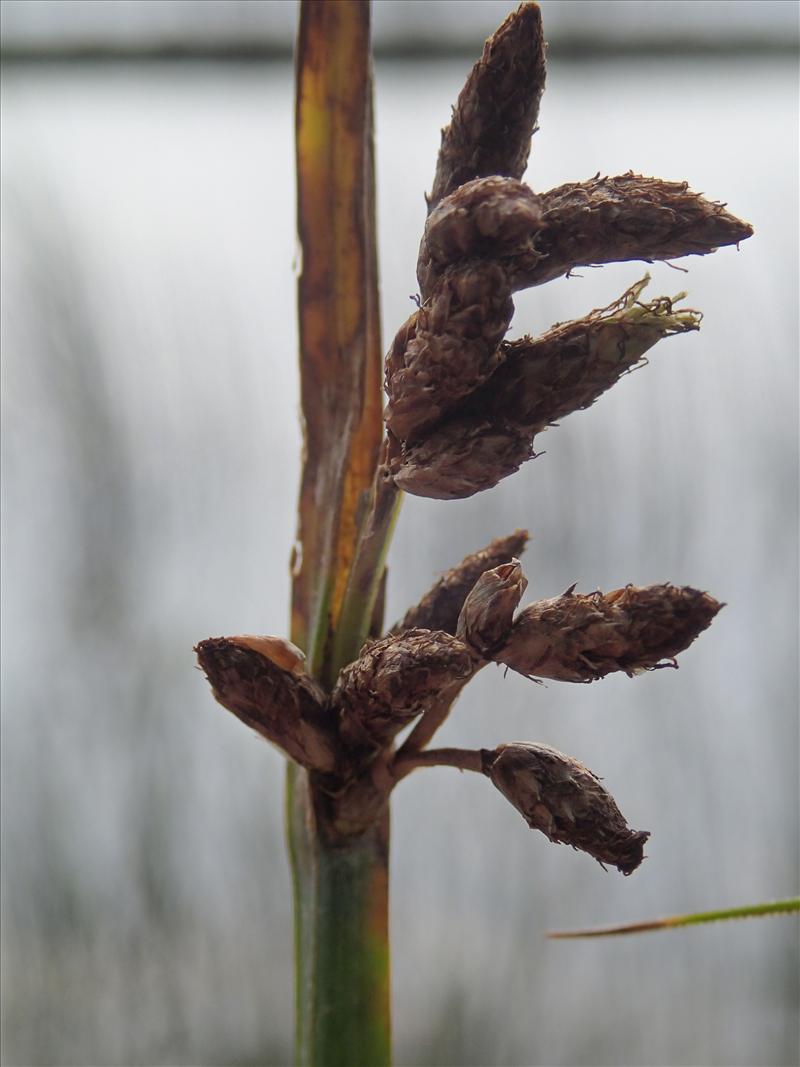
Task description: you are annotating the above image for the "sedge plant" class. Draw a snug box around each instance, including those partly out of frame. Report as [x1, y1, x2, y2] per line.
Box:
[196, 3, 762, 1063]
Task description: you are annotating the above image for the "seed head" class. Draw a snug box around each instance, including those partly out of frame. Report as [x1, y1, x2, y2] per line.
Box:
[333, 629, 474, 756]
[385, 262, 513, 443]
[391, 416, 534, 499]
[395, 529, 530, 634]
[429, 1, 546, 211]
[195, 636, 338, 772]
[494, 583, 723, 682]
[483, 742, 649, 874]
[482, 277, 701, 431]
[389, 279, 702, 500]
[507, 173, 754, 289]
[456, 559, 528, 656]
[419, 176, 542, 297]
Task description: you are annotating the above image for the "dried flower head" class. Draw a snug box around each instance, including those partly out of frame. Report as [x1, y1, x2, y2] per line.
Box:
[390, 278, 701, 500]
[456, 559, 528, 656]
[419, 176, 542, 296]
[332, 629, 474, 756]
[395, 529, 530, 634]
[391, 416, 535, 500]
[483, 742, 650, 874]
[198, 0, 750, 882]
[195, 637, 338, 772]
[385, 261, 514, 442]
[494, 583, 723, 682]
[479, 276, 701, 430]
[507, 173, 754, 289]
[428, 1, 546, 211]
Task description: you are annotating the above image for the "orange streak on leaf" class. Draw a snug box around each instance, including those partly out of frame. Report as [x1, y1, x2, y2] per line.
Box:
[291, 0, 382, 679]
[330, 86, 383, 650]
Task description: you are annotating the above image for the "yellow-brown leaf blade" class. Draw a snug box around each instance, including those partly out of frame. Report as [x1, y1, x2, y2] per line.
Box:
[291, 0, 383, 680]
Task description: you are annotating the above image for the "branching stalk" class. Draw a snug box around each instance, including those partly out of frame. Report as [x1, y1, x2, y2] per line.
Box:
[393, 669, 481, 760]
[394, 746, 485, 778]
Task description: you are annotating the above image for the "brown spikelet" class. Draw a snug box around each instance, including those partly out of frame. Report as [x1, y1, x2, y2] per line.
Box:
[456, 559, 528, 657]
[429, 2, 546, 212]
[494, 583, 723, 682]
[391, 278, 701, 500]
[332, 629, 474, 756]
[483, 742, 650, 874]
[419, 176, 543, 298]
[394, 529, 530, 634]
[195, 637, 339, 772]
[384, 262, 514, 442]
[484, 276, 700, 428]
[506, 173, 754, 288]
[391, 416, 535, 500]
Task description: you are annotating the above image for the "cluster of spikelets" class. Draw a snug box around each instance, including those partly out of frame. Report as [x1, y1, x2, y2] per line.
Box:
[383, 5, 750, 498]
[197, 2, 750, 874]
[198, 534, 721, 872]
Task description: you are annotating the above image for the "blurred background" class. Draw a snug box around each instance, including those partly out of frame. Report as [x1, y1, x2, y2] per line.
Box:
[1, 2, 798, 1065]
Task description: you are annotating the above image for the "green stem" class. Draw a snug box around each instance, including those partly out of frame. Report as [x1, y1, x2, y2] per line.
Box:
[288, 769, 392, 1066]
[547, 897, 800, 939]
[288, 458, 400, 1067]
[330, 469, 403, 678]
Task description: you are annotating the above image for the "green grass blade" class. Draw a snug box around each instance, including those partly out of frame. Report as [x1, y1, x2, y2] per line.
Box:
[548, 897, 800, 939]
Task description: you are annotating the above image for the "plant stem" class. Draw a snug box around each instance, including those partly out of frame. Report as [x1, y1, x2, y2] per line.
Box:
[289, 2, 392, 1063]
[394, 746, 485, 778]
[288, 771, 391, 1065]
[395, 665, 483, 760]
[330, 459, 403, 679]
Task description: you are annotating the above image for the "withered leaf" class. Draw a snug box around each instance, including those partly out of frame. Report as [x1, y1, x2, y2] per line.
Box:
[293, 0, 383, 680]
